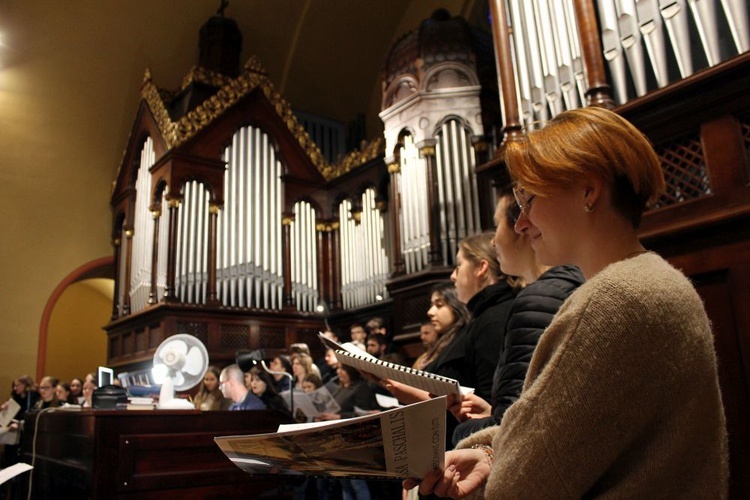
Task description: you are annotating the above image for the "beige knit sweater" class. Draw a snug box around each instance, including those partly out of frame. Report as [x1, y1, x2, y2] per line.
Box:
[457, 252, 728, 498]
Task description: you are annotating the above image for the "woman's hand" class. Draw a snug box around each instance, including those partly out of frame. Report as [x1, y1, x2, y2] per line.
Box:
[448, 394, 492, 422]
[402, 449, 491, 499]
[382, 379, 431, 405]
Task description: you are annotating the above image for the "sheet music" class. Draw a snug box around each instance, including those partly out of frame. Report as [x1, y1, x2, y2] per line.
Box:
[318, 332, 472, 397]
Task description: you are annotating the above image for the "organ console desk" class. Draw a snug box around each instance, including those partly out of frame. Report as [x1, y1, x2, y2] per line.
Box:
[19, 408, 296, 498]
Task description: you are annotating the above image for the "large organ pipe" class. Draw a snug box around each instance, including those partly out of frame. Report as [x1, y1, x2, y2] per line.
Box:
[216, 125, 283, 310]
[598, 0, 629, 104]
[562, 0, 588, 106]
[688, 0, 722, 66]
[721, 0, 750, 53]
[636, 0, 670, 88]
[549, 0, 580, 110]
[521, 0, 550, 123]
[509, 0, 534, 125]
[129, 137, 156, 314]
[532, 0, 564, 115]
[660, 0, 694, 77]
[616, 0, 649, 97]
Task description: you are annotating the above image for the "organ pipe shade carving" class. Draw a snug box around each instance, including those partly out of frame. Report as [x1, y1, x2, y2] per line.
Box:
[338, 189, 390, 309]
[290, 200, 319, 312]
[217, 125, 284, 310]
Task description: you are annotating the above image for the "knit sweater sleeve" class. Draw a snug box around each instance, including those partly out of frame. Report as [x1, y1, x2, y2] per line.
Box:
[483, 257, 726, 498]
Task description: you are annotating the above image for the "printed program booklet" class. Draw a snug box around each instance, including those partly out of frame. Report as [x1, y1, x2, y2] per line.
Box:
[215, 396, 446, 479]
[318, 333, 471, 397]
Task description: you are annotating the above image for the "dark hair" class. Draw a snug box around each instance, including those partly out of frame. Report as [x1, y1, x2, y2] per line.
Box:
[338, 364, 362, 385]
[250, 367, 280, 397]
[366, 333, 387, 347]
[275, 355, 293, 374]
[421, 282, 471, 367]
[302, 373, 323, 390]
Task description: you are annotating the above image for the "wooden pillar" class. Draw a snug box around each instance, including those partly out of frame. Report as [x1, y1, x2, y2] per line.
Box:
[387, 159, 405, 276]
[206, 203, 221, 306]
[148, 208, 161, 305]
[573, 0, 615, 108]
[281, 212, 295, 308]
[111, 236, 121, 319]
[122, 227, 133, 315]
[163, 197, 180, 302]
[316, 220, 339, 312]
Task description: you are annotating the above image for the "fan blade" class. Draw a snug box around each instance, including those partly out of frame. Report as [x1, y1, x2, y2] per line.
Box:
[160, 339, 188, 357]
[172, 371, 186, 388]
[183, 346, 205, 376]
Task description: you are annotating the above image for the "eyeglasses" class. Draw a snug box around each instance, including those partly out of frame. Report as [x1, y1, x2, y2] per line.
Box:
[513, 186, 536, 215]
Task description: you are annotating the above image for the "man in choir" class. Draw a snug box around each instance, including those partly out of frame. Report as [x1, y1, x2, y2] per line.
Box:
[365, 333, 406, 366]
[220, 364, 266, 411]
[348, 323, 367, 350]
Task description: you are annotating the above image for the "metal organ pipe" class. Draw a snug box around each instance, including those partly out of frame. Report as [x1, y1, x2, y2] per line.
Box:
[290, 201, 318, 312]
[217, 125, 284, 310]
[434, 119, 481, 267]
[397, 134, 429, 274]
[128, 137, 156, 315]
[338, 189, 389, 308]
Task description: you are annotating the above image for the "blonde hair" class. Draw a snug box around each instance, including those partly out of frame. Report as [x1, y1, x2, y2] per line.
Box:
[459, 231, 522, 290]
[506, 106, 665, 227]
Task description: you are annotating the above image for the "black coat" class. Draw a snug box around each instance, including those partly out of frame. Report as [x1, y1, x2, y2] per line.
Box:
[453, 265, 585, 445]
[426, 280, 517, 402]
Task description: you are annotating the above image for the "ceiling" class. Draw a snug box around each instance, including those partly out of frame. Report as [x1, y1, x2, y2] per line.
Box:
[0, 1, 487, 148]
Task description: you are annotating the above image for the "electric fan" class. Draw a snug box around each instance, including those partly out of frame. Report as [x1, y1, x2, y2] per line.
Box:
[152, 333, 209, 409]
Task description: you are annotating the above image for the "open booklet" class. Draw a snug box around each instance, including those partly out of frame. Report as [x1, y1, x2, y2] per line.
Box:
[0, 399, 21, 428]
[318, 333, 472, 397]
[279, 386, 341, 421]
[215, 396, 446, 479]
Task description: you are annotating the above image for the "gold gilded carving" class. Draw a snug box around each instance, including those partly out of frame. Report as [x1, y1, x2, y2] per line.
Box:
[138, 57, 384, 182]
[208, 204, 222, 215]
[420, 145, 436, 157]
[376, 201, 388, 212]
[124, 229, 134, 238]
[151, 210, 161, 219]
[387, 161, 401, 174]
[315, 221, 340, 232]
[281, 215, 295, 226]
[167, 198, 181, 208]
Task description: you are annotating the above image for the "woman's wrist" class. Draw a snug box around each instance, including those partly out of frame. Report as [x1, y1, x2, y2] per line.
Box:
[470, 444, 494, 467]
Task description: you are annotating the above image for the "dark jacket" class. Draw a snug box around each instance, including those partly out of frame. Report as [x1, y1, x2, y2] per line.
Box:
[426, 280, 517, 402]
[453, 265, 584, 445]
[331, 380, 379, 419]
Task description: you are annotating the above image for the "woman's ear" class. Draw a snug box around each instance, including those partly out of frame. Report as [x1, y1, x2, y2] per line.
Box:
[583, 176, 604, 212]
[475, 259, 490, 280]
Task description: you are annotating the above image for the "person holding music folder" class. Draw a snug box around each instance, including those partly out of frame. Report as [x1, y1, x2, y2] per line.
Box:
[450, 186, 584, 445]
[406, 107, 728, 498]
[382, 232, 519, 407]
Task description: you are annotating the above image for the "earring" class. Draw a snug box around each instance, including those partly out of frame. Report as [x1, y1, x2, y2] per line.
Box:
[584, 202, 594, 213]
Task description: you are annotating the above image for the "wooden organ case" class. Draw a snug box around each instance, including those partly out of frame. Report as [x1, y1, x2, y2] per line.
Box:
[106, 15, 391, 372]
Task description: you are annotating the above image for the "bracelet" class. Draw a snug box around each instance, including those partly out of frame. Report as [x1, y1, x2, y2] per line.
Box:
[471, 444, 494, 466]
